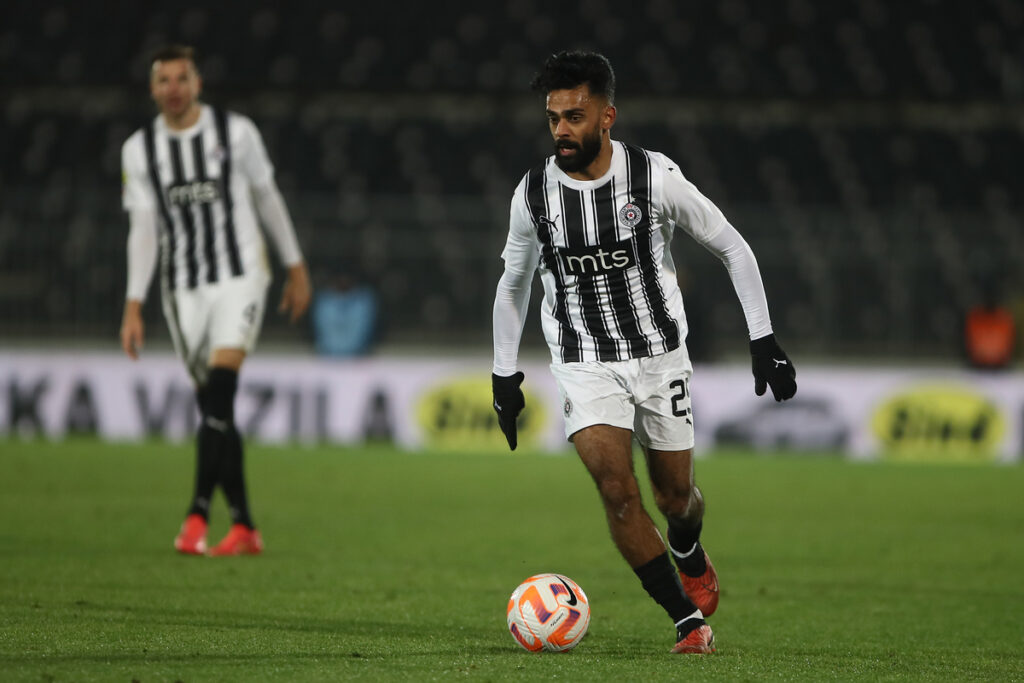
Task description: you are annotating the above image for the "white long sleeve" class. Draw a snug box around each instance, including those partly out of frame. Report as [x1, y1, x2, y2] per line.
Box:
[699, 221, 773, 340]
[656, 154, 773, 340]
[492, 267, 534, 375]
[493, 177, 541, 375]
[125, 207, 158, 302]
[252, 180, 303, 267]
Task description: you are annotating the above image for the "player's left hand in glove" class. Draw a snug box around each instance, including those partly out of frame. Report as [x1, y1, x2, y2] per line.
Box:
[492, 371, 525, 450]
[750, 334, 797, 401]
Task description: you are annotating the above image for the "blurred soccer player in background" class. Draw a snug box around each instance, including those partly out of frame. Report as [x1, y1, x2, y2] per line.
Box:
[119, 45, 312, 556]
[491, 51, 797, 653]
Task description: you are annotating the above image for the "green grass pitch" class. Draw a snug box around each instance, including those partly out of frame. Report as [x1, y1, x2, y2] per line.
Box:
[1, 439, 1023, 681]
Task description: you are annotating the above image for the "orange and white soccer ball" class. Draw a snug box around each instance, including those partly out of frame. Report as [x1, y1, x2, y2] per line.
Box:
[506, 573, 590, 652]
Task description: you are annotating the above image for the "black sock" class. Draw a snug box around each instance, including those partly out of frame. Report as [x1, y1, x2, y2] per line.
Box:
[191, 367, 254, 529]
[220, 425, 254, 529]
[634, 552, 700, 625]
[187, 412, 223, 520]
[668, 521, 707, 577]
[205, 367, 254, 529]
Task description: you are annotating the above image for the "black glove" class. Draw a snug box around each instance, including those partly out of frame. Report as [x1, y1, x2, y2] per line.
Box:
[750, 334, 797, 401]
[492, 371, 525, 450]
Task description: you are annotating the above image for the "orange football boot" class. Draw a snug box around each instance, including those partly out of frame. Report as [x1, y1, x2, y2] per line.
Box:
[174, 514, 208, 555]
[679, 549, 719, 617]
[672, 623, 715, 654]
[209, 524, 264, 556]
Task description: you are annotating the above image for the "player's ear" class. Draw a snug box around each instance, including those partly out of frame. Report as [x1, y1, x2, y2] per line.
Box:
[603, 104, 617, 133]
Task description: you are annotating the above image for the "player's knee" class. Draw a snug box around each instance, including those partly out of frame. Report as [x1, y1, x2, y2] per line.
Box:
[655, 483, 702, 521]
[201, 367, 238, 425]
[596, 475, 641, 517]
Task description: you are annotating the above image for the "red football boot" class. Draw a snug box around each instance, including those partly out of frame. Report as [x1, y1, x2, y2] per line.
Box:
[209, 524, 264, 556]
[679, 549, 719, 617]
[671, 623, 715, 654]
[174, 514, 208, 555]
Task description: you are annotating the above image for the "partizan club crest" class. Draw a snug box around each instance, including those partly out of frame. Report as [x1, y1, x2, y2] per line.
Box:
[618, 202, 642, 228]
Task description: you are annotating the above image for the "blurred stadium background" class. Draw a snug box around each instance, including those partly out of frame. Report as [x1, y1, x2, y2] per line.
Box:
[3, 0, 1022, 358]
[1, 1, 1023, 461]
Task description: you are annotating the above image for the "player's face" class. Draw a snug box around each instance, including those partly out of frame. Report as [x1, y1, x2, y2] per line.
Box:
[545, 85, 615, 174]
[150, 58, 202, 119]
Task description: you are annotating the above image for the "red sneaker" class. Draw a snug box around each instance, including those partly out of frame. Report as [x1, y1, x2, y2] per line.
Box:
[209, 524, 263, 556]
[679, 550, 719, 617]
[671, 623, 715, 654]
[174, 514, 208, 555]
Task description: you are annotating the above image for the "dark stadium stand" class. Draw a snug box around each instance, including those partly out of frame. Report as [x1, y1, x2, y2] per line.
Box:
[1, 1, 1022, 356]
[4, 1, 1022, 99]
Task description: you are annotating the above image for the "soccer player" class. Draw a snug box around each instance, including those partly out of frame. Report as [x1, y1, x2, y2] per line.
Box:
[491, 51, 797, 654]
[119, 45, 312, 556]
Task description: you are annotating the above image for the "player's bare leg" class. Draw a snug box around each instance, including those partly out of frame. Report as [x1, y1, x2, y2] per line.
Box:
[646, 447, 719, 617]
[574, 425, 665, 565]
[644, 447, 703, 528]
[574, 425, 713, 652]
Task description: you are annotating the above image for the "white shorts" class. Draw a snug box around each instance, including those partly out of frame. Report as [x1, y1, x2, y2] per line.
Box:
[163, 274, 269, 384]
[549, 344, 695, 451]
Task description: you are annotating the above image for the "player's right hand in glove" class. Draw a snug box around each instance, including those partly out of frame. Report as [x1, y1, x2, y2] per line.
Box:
[492, 371, 525, 450]
[750, 334, 797, 401]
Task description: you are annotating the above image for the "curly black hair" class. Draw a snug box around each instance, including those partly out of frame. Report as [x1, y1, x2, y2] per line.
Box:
[530, 51, 615, 103]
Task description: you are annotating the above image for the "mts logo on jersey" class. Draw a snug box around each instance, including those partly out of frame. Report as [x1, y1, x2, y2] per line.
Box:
[166, 180, 220, 206]
[559, 240, 637, 277]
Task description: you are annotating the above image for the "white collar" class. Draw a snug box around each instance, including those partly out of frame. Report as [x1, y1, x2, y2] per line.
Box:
[156, 103, 210, 137]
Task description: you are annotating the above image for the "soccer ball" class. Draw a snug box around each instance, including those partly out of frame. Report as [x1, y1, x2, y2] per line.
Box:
[506, 573, 590, 652]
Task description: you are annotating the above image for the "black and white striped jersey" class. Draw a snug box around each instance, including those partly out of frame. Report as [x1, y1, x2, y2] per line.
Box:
[121, 104, 275, 293]
[500, 140, 757, 365]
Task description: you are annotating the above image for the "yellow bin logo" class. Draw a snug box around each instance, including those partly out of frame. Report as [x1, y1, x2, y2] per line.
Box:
[416, 375, 547, 450]
[871, 384, 1005, 462]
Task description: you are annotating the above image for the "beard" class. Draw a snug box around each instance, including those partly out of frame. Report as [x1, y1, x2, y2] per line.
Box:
[554, 128, 603, 173]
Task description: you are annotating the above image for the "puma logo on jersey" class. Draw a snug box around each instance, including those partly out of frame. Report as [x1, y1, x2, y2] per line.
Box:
[773, 358, 788, 368]
[560, 239, 637, 277]
[167, 180, 221, 206]
[537, 214, 561, 240]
